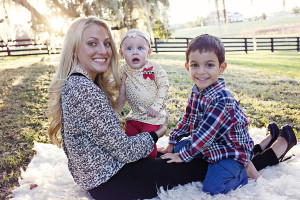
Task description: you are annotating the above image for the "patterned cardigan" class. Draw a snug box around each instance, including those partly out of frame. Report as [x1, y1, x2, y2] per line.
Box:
[61, 73, 154, 190]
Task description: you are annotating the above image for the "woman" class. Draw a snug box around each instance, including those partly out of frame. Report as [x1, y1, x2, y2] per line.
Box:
[47, 16, 208, 200]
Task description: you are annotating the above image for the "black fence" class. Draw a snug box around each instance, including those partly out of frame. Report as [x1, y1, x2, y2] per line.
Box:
[0, 39, 61, 56]
[151, 37, 300, 53]
[1, 37, 299, 56]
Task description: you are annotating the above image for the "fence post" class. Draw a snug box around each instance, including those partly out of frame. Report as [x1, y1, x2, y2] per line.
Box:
[154, 38, 158, 53]
[186, 38, 189, 47]
[271, 38, 274, 52]
[6, 42, 10, 56]
[47, 42, 51, 55]
[244, 38, 248, 54]
[297, 37, 299, 52]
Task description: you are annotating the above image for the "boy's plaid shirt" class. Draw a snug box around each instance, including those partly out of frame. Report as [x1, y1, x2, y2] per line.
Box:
[169, 78, 254, 166]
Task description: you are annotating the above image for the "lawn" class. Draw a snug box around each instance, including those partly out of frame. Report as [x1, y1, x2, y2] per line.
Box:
[173, 16, 300, 38]
[0, 51, 299, 198]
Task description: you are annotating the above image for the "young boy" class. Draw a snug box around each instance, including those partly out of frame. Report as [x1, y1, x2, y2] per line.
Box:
[160, 34, 254, 195]
[118, 29, 169, 159]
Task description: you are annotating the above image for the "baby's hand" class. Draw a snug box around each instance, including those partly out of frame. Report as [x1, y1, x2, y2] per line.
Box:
[161, 153, 183, 163]
[147, 107, 159, 118]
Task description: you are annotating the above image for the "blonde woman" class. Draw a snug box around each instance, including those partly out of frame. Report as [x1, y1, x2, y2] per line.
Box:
[47, 16, 209, 200]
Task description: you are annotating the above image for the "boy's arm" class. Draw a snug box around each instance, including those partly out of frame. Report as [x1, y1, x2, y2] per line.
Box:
[178, 101, 233, 162]
[149, 65, 169, 113]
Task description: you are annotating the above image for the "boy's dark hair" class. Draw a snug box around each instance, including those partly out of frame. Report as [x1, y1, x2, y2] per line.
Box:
[185, 34, 225, 65]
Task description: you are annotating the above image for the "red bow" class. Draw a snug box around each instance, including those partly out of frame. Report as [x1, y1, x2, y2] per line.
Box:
[143, 66, 155, 80]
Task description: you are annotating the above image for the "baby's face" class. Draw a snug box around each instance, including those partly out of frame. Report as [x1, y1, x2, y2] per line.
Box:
[120, 36, 152, 69]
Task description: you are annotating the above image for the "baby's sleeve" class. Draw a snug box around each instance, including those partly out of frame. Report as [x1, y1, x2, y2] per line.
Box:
[151, 64, 169, 112]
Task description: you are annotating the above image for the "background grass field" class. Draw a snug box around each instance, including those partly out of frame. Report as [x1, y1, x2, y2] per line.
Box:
[172, 16, 300, 38]
[0, 51, 299, 198]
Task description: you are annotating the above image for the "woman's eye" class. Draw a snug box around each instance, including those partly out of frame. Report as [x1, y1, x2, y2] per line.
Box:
[88, 41, 96, 46]
[191, 64, 198, 68]
[104, 42, 111, 47]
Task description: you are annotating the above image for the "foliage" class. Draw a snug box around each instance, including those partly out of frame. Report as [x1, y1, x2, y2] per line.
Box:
[152, 19, 172, 39]
[2, 0, 170, 42]
[292, 6, 300, 14]
[0, 52, 299, 198]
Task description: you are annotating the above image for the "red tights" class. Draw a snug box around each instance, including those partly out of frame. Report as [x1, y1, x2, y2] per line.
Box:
[125, 120, 160, 159]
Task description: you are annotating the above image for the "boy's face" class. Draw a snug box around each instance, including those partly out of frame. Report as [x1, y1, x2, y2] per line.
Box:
[119, 36, 152, 69]
[185, 50, 227, 91]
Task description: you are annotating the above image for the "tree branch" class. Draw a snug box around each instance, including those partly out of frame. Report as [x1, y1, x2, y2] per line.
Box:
[12, 0, 52, 29]
[52, 0, 80, 18]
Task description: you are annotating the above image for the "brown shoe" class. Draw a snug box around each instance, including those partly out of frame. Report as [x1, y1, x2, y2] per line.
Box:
[265, 123, 280, 149]
[278, 125, 297, 162]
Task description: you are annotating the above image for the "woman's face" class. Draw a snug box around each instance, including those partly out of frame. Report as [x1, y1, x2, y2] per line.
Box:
[77, 23, 112, 81]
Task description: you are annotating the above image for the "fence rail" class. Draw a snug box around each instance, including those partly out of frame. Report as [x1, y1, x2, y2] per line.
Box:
[1, 37, 299, 56]
[0, 39, 61, 56]
[151, 37, 300, 53]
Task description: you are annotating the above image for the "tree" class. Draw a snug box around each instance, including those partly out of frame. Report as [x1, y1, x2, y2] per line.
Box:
[292, 6, 300, 14]
[261, 13, 267, 20]
[153, 19, 171, 39]
[214, 0, 227, 26]
[1, 0, 171, 41]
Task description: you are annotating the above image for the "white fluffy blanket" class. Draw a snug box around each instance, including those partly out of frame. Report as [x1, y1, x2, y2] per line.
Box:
[12, 128, 300, 200]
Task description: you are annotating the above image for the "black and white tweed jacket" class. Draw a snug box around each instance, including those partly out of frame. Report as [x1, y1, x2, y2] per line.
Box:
[61, 73, 154, 190]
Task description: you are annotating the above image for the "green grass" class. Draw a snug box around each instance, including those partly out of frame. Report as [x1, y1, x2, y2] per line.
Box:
[148, 51, 300, 133]
[0, 52, 299, 198]
[173, 16, 300, 38]
[0, 55, 56, 198]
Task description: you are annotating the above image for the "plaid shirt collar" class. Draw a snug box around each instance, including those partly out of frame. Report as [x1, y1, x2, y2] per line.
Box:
[192, 78, 226, 96]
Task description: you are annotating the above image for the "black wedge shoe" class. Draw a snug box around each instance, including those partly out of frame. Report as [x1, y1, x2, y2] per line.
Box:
[265, 123, 280, 149]
[278, 125, 297, 162]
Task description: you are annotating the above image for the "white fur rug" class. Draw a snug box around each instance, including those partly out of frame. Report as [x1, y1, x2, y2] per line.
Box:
[12, 128, 300, 200]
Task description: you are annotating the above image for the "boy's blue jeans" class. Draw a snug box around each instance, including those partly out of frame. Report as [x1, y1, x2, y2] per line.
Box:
[174, 139, 248, 195]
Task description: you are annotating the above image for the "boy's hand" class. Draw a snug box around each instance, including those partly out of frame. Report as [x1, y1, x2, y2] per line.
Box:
[147, 107, 159, 118]
[161, 153, 183, 163]
[157, 143, 174, 154]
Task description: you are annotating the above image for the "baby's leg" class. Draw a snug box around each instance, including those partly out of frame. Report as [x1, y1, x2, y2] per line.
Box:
[141, 123, 160, 159]
[125, 120, 141, 136]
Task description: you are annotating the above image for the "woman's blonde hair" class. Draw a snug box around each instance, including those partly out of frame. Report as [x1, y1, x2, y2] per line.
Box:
[47, 16, 121, 147]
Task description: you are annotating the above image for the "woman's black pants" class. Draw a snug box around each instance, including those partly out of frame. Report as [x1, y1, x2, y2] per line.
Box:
[88, 157, 208, 200]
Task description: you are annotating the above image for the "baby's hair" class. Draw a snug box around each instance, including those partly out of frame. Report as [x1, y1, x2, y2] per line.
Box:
[120, 29, 151, 48]
[185, 34, 225, 65]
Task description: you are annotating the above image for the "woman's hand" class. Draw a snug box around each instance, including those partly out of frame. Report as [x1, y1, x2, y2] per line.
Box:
[118, 74, 127, 113]
[157, 143, 174, 154]
[161, 153, 183, 163]
[155, 115, 168, 138]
